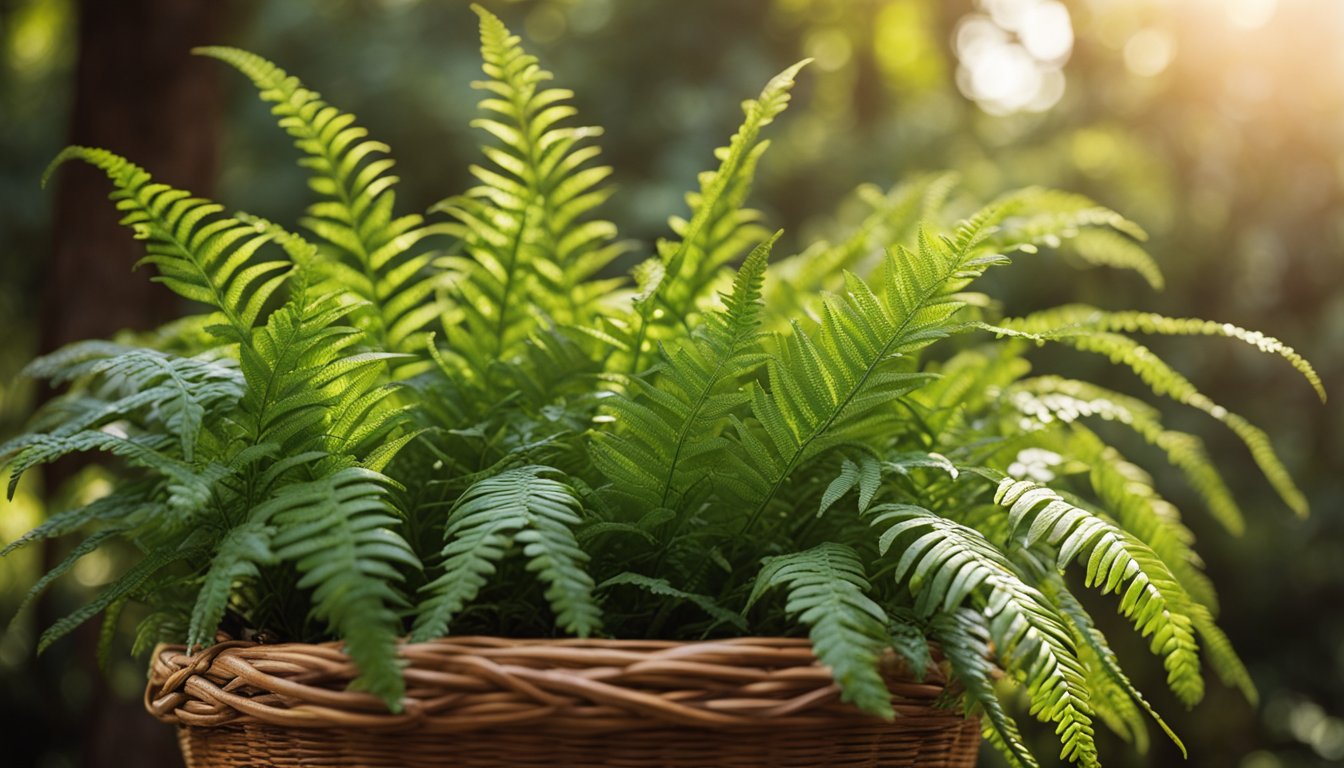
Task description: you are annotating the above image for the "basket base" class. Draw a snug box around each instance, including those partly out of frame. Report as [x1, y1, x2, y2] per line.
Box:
[176, 720, 981, 767]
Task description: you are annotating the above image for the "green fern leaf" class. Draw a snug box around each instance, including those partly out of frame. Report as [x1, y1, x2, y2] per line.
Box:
[412, 465, 599, 641]
[994, 477, 1205, 708]
[930, 607, 1040, 768]
[748, 542, 894, 717]
[870, 505, 1098, 765]
[44, 147, 291, 343]
[196, 46, 444, 356]
[261, 466, 419, 707]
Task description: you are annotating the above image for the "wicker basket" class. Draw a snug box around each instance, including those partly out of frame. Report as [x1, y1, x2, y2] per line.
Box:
[146, 637, 981, 767]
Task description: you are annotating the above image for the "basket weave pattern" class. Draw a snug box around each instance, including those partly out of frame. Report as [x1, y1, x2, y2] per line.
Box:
[146, 637, 981, 767]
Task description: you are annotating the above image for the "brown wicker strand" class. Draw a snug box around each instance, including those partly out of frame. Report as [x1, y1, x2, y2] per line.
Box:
[148, 637, 981, 767]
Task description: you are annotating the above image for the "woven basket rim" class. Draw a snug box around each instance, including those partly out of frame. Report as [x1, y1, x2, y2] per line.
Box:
[145, 636, 967, 735]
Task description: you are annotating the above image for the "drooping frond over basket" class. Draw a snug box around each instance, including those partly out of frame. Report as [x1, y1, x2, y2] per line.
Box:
[4, 4, 1323, 767]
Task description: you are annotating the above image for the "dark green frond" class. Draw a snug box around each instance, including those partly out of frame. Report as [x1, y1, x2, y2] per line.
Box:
[748, 542, 893, 717]
[260, 466, 419, 707]
[412, 466, 599, 641]
[930, 608, 1040, 768]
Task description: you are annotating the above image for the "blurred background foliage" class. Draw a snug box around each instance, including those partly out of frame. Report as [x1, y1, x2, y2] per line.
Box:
[1, 0, 1340, 766]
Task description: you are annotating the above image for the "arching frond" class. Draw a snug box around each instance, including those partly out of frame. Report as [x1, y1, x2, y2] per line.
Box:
[748, 543, 893, 717]
[1007, 375, 1245, 534]
[45, 147, 292, 343]
[995, 308, 1310, 517]
[870, 504, 1098, 765]
[930, 607, 1040, 768]
[994, 477, 1204, 707]
[992, 187, 1162, 289]
[412, 466, 599, 641]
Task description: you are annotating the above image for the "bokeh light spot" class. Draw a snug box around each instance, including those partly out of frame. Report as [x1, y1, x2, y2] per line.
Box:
[1124, 28, 1175, 78]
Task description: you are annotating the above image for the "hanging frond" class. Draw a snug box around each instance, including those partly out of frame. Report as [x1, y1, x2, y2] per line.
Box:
[748, 543, 894, 717]
[992, 187, 1162, 289]
[993, 477, 1204, 707]
[412, 466, 600, 641]
[929, 607, 1040, 768]
[260, 466, 419, 706]
[994, 308, 1310, 517]
[1007, 375, 1245, 534]
[1044, 577, 1185, 757]
[870, 504, 1098, 765]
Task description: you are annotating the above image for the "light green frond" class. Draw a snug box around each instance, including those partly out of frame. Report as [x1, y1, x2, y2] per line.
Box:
[623, 60, 807, 372]
[996, 309, 1309, 516]
[994, 477, 1205, 707]
[993, 187, 1160, 288]
[748, 542, 893, 717]
[1047, 579, 1185, 757]
[1007, 375, 1246, 534]
[196, 46, 444, 356]
[466, 5, 624, 326]
[45, 146, 292, 343]
[870, 505, 1098, 765]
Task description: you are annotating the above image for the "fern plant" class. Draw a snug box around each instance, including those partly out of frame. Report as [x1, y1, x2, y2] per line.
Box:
[3, 5, 1324, 766]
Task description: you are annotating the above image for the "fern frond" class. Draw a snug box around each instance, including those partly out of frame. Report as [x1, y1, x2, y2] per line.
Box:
[1045, 577, 1185, 757]
[260, 466, 419, 707]
[44, 147, 291, 343]
[1008, 375, 1245, 534]
[624, 60, 808, 371]
[1190, 603, 1257, 704]
[598, 572, 746, 632]
[993, 187, 1161, 289]
[38, 544, 196, 654]
[994, 477, 1204, 707]
[196, 46, 444, 356]
[929, 608, 1040, 768]
[1014, 305, 1324, 402]
[462, 5, 625, 326]
[187, 522, 275, 649]
[747, 542, 893, 717]
[592, 233, 776, 510]
[995, 309, 1309, 516]
[735, 215, 1009, 535]
[870, 505, 1098, 765]
[412, 466, 599, 641]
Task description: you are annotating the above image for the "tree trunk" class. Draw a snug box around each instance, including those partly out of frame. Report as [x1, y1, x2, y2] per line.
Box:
[38, 2, 231, 766]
